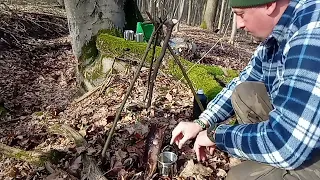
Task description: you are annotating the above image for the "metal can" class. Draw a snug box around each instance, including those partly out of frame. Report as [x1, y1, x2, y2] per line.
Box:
[135, 33, 144, 42]
[124, 30, 134, 41]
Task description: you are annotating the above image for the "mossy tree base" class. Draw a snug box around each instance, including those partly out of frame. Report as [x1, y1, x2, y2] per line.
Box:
[94, 33, 239, 101]
[0, 143, 48, 166]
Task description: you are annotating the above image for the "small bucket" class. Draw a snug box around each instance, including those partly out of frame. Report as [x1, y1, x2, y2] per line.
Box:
[124, 30, 134, 41]
[157, 145, 178, 177]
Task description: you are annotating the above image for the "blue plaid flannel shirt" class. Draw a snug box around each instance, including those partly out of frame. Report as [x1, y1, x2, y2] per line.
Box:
[199, 0, 320, 170]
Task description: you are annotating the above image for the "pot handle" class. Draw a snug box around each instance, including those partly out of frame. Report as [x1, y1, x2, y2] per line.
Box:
[161, 144, 178, 154]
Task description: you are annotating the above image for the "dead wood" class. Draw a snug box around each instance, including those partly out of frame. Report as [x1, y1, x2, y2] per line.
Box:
[144, 125, 167, 180]
[0, 142, 48, 165]
[48, 124, 86, 146]
[82, 154, 108, 180]
[49, 124, 109, 180]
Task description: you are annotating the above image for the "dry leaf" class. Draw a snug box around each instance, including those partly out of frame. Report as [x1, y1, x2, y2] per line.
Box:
[69, 156, 82, 174]
[216, 169, 227, 177]
[166, 92, 173, 102]
[179, 160, 213, 179]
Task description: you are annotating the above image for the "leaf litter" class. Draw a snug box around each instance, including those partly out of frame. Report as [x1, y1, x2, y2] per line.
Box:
[0, 2, 259, 180]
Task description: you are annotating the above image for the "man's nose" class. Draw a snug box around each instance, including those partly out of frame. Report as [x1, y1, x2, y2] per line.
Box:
[236, 18, 245, 29]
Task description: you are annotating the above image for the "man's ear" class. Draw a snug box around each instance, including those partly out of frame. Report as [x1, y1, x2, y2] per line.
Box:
[265, 1, 277, 15]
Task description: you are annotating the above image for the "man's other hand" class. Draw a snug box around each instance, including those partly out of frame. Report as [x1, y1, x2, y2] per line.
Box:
[194, 130, 216, 162]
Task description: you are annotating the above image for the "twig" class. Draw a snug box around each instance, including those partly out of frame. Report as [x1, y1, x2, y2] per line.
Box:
[101, 22, 164, 160]
[0, 118, 21, 125]
[146, 19, 175, 109]
[168, 45, 205, 112]
[99, 72, 114, 95]
[73, 86, 101, 104]
[144, 30, 158, 102]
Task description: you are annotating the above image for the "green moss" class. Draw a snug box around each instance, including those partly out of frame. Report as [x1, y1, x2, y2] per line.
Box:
[98, 28, 123, 38]
[200, 21, 207, 29]
[168, 58, 226, 100]
[80, 37, 99, 66]
[96, 33, 162, 62]
[0, 105, 6, 117]
[14, 151, 47, 166]
[96, 33, 240, 101]
[34, 111, 44, 116]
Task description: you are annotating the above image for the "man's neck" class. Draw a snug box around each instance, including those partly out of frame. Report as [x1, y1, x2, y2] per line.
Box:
[272, 0, 291, 27]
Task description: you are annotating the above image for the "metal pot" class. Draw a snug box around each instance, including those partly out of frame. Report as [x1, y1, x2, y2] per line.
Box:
[157, 145, 178, 178]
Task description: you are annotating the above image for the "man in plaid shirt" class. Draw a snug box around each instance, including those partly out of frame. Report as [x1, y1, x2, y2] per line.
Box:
[170, 0, 320, 179]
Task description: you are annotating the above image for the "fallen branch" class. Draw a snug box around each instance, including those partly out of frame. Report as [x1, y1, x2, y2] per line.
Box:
[0, 142, 48, 166]
[48, 124, 86, 146]
[0, 118, 21, 125]
[49, 124, 108, 180]
[144, 124, 167, 180]
[73, 72, 114, 104]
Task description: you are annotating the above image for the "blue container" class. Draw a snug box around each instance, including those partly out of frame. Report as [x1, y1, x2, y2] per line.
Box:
[192, 89, 208, 119]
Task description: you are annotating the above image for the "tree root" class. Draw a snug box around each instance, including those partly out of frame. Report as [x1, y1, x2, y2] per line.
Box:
[0, 124, 108, 180]
[48, 124, 108, 180]
[0, 143, 48, 166]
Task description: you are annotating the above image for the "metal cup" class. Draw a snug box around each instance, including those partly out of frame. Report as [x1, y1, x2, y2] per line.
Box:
[158, 145, 178, 178]
[135, 33, 144, 42]
[124, 30, 134, 41]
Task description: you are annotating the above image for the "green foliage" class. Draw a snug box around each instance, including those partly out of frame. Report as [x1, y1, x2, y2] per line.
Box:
[200, 21, 207, 29]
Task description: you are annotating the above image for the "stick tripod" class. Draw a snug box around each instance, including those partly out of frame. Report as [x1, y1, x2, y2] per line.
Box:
[101, 13, 205, 161]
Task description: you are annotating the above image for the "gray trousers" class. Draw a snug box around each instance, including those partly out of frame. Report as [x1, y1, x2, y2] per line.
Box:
[226, 81, 320, 180]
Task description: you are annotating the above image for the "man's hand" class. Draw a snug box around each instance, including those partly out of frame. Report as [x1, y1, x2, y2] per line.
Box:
[170, 122, 203, 149]
[193, 130, 216, 162]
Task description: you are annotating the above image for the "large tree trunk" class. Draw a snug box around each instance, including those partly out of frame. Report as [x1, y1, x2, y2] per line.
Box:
[64, 0, 125, 61]
[203, 0, 218, 30]
[64, 0, 143, 92]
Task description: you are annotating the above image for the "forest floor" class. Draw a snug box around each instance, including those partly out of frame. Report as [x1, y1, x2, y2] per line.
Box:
[0, 2, 258, 180]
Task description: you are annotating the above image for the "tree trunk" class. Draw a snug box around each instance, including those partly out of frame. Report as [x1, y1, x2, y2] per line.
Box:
[175, 0, 186, 32]
[203, 0, 218, 30]
[149, 0, 156, 19]
[217, 0, 226, 33]
[64, 0, 142, 92]
[64, 0, 125, 61]
[187, 0, 192, 25]
[229, 12, 237, 44]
